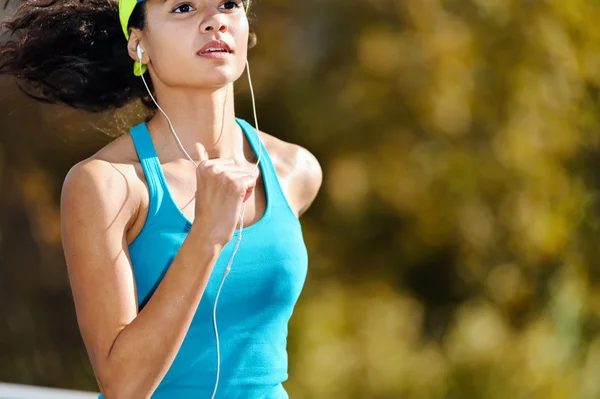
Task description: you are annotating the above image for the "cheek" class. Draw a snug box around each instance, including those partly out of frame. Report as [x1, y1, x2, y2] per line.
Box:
[232, 18, 250, 54]
[232, 26, 250, 71]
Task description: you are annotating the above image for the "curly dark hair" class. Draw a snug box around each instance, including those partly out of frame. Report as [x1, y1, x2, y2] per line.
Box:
[0, 0, 255, 114]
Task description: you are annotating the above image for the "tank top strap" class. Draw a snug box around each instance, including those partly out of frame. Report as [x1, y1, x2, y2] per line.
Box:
[235, 118, 300, 222]
[129, 122, 165, 218]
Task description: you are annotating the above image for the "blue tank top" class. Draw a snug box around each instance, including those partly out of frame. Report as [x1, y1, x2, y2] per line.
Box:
[98, 118, 308, 399]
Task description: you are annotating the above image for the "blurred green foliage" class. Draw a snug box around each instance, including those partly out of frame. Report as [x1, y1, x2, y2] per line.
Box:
[1, 0, 600, 398]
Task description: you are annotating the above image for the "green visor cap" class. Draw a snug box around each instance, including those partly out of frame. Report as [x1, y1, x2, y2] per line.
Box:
[118, 0, 251, 77]
[119, 0, 146, 76]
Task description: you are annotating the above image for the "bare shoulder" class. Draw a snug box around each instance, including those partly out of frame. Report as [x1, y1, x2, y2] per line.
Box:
[258, 130, 323, 217]
[61, 133, 142, 230]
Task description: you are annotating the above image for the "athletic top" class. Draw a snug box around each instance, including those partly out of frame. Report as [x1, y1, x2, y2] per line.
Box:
[98, 118, 308, 399]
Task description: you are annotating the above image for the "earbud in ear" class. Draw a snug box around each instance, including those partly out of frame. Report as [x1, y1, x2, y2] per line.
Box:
[136, 44, 144, 61]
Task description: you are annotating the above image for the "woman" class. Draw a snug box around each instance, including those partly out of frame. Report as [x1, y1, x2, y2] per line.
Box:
[0, 0, 322, 398]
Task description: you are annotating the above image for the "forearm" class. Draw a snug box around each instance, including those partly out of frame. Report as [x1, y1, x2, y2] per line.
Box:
[99, 225, 223, 399]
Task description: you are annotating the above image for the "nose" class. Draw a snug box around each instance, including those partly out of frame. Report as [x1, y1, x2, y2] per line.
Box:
[200, 12, 228, 33]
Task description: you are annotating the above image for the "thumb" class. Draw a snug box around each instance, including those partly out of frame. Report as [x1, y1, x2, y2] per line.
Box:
[195, 142, 209, 163]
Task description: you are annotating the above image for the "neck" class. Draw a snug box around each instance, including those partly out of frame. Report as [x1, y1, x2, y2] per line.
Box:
[146, 82, 250, 164]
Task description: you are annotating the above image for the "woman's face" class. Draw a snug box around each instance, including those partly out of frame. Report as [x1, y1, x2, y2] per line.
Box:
[137, 0, 249, 88]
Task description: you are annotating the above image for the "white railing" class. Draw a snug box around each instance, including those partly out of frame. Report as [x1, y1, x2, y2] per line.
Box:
[0, 382, 98, 399]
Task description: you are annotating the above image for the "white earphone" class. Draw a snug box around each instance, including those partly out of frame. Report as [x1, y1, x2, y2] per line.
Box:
[137, 44, 144, 62]
[135, 41, 262, 399]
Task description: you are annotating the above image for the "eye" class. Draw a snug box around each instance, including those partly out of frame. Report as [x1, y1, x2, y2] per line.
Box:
[172, 3, 195, 13]
[218, 1, 242, 11]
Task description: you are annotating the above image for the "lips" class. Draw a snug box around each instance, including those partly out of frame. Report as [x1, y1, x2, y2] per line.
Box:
[198, 40, 233, 54]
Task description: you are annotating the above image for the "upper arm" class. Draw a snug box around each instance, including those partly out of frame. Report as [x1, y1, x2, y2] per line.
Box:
[60, 159, 139, 388]
[293, 146, 323, 217]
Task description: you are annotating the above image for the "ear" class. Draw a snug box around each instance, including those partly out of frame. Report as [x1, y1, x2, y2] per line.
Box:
[127, 35, 145, 63]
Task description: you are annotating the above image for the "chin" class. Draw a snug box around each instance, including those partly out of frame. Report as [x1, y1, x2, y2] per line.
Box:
[196, 66, 246, 87]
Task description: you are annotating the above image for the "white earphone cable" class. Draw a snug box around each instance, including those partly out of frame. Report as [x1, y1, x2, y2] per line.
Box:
[138, 49, 262, 399]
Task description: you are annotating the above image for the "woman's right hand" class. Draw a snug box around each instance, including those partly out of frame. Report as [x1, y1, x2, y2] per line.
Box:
[192, 143, 259, 246]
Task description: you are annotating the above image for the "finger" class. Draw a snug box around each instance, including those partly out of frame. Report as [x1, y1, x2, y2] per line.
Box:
[221, 172, 258, 193]
[222, 170, 260, 182]
[201, 159, 236, 170]
[247, 166, 260, 178]
[242, 186, 254, 203]
[208, 163, 249, 176]
[216, 166, 261, 179]
[227, 165, 260, 177]
[238, 174, 259, 191]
